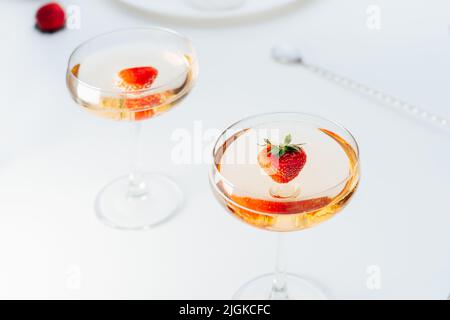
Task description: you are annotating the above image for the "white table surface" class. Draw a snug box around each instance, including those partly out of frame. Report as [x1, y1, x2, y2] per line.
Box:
[1, 0, 450, 299]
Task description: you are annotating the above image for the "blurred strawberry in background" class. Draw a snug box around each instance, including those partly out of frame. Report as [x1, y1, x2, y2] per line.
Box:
[36, 2, 65, 33]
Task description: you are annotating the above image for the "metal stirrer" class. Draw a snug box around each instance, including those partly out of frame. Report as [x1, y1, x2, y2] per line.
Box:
[271, 45, 450, 131]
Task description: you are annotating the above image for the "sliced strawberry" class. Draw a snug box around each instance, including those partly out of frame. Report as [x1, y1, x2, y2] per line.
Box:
[116, 66, 160, 119]
[117, 66, 158, 90]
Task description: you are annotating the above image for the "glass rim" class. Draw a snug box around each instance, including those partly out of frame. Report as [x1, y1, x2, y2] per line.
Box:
[66, 26, 196, 96]
[209, 111, 360, 213]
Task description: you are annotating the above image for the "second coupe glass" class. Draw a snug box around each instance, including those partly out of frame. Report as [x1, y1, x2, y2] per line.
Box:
[67, 27, 198, 230]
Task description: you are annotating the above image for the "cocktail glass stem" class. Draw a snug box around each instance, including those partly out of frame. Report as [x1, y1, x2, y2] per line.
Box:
[270, 233, 289, 299]
[128, 122, 148, 198]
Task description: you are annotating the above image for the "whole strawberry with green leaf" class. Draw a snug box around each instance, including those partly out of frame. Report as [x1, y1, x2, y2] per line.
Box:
[257, 134, 307, 184]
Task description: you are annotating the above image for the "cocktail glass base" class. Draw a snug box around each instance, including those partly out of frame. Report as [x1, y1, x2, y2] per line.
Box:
[233, 273, 326, 300]
[95, 172, 183, 230]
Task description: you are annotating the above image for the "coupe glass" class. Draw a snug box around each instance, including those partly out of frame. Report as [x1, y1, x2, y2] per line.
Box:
[209, 112, 360, 299]
[67, 27, 198, 230]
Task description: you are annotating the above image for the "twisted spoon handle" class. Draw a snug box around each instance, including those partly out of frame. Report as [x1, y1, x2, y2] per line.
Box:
[303, 63, 450, 131]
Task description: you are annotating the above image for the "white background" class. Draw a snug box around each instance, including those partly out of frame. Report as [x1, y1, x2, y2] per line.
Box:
[1, 0, 450, 299]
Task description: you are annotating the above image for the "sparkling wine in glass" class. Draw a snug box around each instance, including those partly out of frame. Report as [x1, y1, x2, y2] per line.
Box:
[210, 112, 360, 299]
[67, 27, 198, 230]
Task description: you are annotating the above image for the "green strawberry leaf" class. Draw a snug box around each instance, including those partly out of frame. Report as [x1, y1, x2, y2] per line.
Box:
[262, 133, 304, 158]
[270, 146, 280, 156]
[284, 134, 292, 145]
